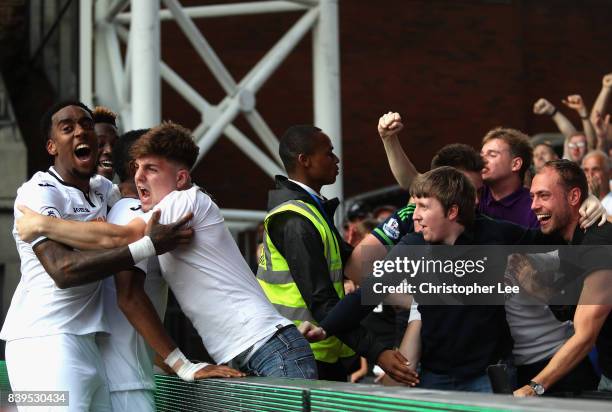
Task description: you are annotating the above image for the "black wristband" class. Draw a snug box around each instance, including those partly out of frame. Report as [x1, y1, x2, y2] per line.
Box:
[550, 107, 558, 117]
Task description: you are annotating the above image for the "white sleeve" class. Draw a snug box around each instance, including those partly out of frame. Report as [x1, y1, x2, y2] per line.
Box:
[107, 184, 121, 208]
[408, 300, 421, 323]
[16, 182, 65, 246]
[141, 191, 194, 225]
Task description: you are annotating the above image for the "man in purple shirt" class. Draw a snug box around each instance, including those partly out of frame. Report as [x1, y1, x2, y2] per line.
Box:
[479, 127, 539, 228]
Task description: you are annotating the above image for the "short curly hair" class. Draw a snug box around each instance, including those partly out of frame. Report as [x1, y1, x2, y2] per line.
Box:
[130, 121, 199, 169]
[92, 106, 117, 127]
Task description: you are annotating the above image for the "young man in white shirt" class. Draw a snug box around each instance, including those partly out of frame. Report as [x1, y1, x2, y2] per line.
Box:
[18, 121, 318, 379]
[3, 102, 193, 412]
[98, 129, 242, 411]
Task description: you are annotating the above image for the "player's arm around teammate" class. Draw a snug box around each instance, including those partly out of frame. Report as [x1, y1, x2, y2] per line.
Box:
[24, 210, 191, 288]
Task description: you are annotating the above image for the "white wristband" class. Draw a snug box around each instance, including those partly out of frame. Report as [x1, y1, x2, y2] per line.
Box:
[128, 236, 156, 263]
[164, 348, 210, 382]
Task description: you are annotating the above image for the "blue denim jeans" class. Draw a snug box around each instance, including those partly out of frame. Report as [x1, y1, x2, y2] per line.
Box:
[242, 326, 318, 379]
[420, 369, 492, 393]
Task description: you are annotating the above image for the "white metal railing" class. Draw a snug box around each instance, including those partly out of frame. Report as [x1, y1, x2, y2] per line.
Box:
[82, 0, 344, 224]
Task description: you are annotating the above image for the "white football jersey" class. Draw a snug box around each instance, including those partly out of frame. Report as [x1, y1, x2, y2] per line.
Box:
[141, 186, 291, 364]
[97, 197, 168, 392]
[0, 167, 116, 341]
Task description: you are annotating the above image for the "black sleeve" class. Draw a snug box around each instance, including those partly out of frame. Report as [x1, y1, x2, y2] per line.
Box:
[268, 212, 390, 362]
[319, 289, 376, 335]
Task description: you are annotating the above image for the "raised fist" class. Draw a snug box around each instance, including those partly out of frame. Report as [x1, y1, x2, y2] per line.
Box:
[533, 98, 555, 116]
[562, 94, 587, 117]
[377, 111, 404, 140]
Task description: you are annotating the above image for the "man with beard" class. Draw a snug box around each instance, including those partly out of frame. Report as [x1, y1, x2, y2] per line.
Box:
[514, 160, 612, 396]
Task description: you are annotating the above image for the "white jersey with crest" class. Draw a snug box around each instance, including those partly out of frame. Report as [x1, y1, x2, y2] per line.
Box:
[0, 166, 119, 341]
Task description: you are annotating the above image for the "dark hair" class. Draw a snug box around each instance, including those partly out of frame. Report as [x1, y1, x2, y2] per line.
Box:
[40, 100, 93, 143]
[130, 121, 199, 169]
[92, 106, 117, 127]
[113, 129, 149, 182]
[431, 143, 484, 172]
[482, 127, 533, 180]
[411, 166, 476, 227]
[534, 142, 555, 152]
[542, 159, 589, 204]
[279, 125, 322, 173]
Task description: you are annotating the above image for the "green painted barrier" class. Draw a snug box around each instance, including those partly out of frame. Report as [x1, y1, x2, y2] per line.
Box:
[1, 361, 611, 411]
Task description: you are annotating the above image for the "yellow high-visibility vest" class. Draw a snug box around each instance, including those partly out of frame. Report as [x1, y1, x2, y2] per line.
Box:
[257, 200, 354, 363]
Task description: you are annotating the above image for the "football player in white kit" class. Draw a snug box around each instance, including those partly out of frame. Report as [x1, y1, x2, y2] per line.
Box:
[99, 129, 243, 411]
[2, 102, 193, 412]
[17, 122, 319, 380]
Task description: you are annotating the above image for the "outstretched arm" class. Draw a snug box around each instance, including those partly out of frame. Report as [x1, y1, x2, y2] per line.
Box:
[592, 110, 610, 154]
[514, 270, 612, 396]
[16, 204, 141, 249]
[33, 210, 193, 289]
[533, 98, 577, 141]
[377, 112, 420, 190]
[590, 73, 612, 127]
[16, 205, 193, 250]
[115, 267, 244, 380]
[562, 94, 596, 149]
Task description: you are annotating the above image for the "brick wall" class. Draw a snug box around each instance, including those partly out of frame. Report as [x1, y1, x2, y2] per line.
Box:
[156, 0, 612, 210]
[10, 0, 612, 210]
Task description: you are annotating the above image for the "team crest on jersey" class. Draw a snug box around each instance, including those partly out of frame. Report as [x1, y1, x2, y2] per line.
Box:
[41, 207, 59, 218]
[94, 190, 104, 202]
[382, 218, 400, 240]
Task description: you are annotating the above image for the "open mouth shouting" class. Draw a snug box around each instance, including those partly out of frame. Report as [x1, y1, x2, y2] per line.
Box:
[74, 143, 95, 168]
[138, 185, 152, 206]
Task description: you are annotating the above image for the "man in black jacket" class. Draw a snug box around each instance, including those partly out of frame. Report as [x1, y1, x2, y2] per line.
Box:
[257, 125, 416, 383]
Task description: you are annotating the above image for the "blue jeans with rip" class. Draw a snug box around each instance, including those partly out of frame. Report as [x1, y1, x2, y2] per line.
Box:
[242, 325, 318, 379]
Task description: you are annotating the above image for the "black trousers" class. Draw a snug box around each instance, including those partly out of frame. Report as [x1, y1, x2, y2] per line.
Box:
[517, 356, 599, 395]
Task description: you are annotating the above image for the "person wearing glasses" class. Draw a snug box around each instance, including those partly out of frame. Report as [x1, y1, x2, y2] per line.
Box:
[567, 132, 588, 164]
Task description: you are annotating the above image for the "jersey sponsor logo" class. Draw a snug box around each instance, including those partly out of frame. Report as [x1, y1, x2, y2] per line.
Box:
[382, 217, 400, 240]
[73, 207, 91, 213]
[38, 183, 56, 188]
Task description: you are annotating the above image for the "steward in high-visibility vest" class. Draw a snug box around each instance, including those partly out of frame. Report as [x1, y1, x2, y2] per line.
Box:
[257, 196, 354, 364]
[256, 173, 388, 381]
